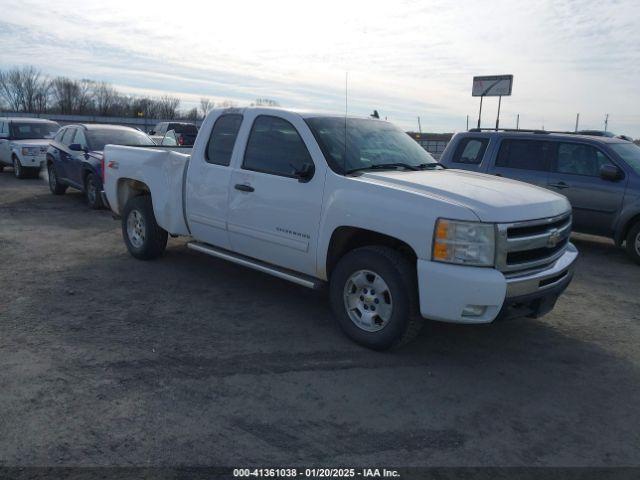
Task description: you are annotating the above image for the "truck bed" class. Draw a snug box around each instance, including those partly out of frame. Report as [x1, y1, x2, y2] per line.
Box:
[103, 144, 192, 235]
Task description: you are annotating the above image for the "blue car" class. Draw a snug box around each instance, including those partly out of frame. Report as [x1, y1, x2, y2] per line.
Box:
[46, 124, 155, 209]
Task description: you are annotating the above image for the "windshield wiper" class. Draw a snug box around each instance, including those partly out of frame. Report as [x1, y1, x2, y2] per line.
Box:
[417, 162, 447, 169]
[347, 163, 420, 174]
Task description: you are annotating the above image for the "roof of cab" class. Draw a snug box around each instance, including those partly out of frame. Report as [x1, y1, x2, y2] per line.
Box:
[211, 106, 381, 121]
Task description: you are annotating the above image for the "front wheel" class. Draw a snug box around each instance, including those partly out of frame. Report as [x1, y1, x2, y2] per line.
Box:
[121, 195, 168, 260]
[48, 164, 67, 194]
[85, 173, 104, 209]
[626, 222, 640, 265]
[13, 157, 26, 179]
[329, 246, 423, 350]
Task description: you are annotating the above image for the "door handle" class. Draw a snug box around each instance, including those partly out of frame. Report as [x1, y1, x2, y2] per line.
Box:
[549, 182, 569, 189]
[234, 184, 254, 192]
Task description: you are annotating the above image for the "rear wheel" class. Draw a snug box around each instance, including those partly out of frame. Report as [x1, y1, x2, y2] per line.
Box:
[626, 222, 640, 265]
[13, 157, 26, 179]
[0, 165, 4, 172]
[329, 246, 422, 350]
[85, 173, 103, 209]
[121, 195, 168, 260]
[48, 164, 67, 194]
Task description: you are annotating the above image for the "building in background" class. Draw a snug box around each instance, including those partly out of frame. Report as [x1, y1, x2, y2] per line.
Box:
[407, 132, 453, 159]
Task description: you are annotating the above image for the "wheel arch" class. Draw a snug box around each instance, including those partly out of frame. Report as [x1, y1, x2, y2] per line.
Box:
[117, 178, 151, 214]
[617, 212, 640, 246]
[326, 226, 418, 279]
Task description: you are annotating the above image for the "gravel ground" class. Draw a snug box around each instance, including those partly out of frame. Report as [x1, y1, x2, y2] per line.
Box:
[0, 169, 639, 468]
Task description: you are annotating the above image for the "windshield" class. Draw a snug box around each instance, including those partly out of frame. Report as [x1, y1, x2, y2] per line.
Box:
[305, 117, 437, 174]
[10, 122, 60, 140]
[86, 128, 155, 151]
[611, 143, 640, 175]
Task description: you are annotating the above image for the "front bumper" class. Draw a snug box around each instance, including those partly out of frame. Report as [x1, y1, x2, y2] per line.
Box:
[416, 243, 578, 324]
[18, 154, 45, 168]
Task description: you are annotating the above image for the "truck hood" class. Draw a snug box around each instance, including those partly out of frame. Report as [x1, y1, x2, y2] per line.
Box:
[358, 169, 570, 223]
[11, 139, 51, 148]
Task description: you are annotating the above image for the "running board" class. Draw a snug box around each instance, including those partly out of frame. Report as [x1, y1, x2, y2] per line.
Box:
[187, 242, 324, 290]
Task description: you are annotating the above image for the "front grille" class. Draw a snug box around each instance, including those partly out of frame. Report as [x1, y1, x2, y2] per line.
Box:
[496, 212, 572, 274]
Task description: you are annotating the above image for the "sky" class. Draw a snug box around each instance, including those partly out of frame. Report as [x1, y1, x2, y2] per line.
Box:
[0, 0, 638, 137]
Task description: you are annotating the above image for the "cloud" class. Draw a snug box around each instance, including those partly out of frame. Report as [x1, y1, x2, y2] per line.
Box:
[0, 0, 638, 136]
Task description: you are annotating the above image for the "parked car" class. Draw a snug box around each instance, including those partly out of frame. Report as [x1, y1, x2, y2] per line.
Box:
[440, 129, 640, 263]
[46, 124, 155, 209]
[148, 122, 198, 146]
[0, 117, 60, 178]
[102, 108, 577, 350]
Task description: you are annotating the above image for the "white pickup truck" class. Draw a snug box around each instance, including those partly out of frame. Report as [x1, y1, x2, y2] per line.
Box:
[103, 107, 578, 350]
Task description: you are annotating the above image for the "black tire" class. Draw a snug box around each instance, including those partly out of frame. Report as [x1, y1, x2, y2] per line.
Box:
[13, 157, 26, 179]
[85, 172, 104, 210]
[626, 222, 640, 265]
[48, 163, 67, 195]
[0, 165, 4, 172]
[121, 195, 168, 260]
[329, 245, 422, 350]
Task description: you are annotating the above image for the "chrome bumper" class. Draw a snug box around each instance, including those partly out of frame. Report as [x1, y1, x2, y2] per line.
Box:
[505, 243, 578, 298]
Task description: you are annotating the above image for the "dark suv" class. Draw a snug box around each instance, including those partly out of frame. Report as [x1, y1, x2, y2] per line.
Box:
[440, 130, 640, 263]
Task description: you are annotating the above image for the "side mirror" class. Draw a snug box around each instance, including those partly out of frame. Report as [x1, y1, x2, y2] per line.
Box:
[600, 164, 622, 181]
[293, 162, 315, 183]
[149, 130, 155, 135]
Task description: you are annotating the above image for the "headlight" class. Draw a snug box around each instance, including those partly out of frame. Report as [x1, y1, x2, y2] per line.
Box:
[21, 147, 39, 156]
[432, 219, 495, 266]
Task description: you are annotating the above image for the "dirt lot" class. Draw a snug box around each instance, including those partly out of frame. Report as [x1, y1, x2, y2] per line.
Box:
[0, 170, 639, 468]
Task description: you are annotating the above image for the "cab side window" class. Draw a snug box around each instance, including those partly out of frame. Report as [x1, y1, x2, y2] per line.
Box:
[242, 115, 313, 177]
[555, 143, 611, 177]
[75, 129, 88, 150]
[62, 128, 76, 146]
[496, 139, 551, 171]
[54, 129, 66, 143]
[206, 114, 243, 166]
[452, 138, 488, 164]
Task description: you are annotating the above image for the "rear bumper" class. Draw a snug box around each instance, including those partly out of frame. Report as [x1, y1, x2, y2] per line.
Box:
[416, 243, 578, 324]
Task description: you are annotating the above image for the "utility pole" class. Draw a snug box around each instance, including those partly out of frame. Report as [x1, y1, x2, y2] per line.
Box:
[495, 95, 502, 130]
[417, 116, 422, 134]
[575, 113, 580, 132]
[604, 113, 609, 132]
[466, 115, 469, 131]
[477, 96, 484, 129]
[516, 114, 520, 130]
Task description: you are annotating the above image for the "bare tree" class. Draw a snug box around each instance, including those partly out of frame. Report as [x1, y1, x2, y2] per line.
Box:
[218, 99, 238, 108]
[0, 68, 26, 111]
[92, 81, 118, 116]
[199, 97, 214, 118]
[251, 98, 279, 107]
[185, 107, 199, 121]
[156, 95, 180, 119]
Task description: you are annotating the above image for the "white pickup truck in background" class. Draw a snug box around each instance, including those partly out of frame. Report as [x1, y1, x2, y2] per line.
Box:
[103, 107, 578, 350]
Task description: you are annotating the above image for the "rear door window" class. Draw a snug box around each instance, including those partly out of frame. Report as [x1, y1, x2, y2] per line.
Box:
[206, 114, 243, 166]
[555, 143, 611, 177]
[452, 138, 488, 164]
[496, 139, 552, 171]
